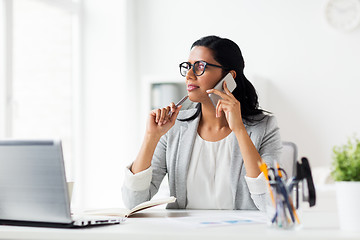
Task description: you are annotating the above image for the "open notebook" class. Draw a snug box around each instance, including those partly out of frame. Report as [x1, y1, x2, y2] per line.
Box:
[83, 197, 176, 218]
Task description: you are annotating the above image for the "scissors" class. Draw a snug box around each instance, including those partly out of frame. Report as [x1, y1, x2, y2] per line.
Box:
[287, 157, 316, 208]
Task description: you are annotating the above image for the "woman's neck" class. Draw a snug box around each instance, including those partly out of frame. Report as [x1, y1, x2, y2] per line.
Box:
[200, 102, 229, 131]
[197, 102, 232, 142]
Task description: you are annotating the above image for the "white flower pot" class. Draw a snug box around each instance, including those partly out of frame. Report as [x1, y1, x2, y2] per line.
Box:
[335, 181, 360, 231]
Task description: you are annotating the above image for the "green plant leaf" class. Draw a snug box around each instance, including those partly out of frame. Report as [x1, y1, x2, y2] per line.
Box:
[331, 136, 360, 181]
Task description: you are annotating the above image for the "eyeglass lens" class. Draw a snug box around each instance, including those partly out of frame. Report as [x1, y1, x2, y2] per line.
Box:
[194, 61, 205, 76]
[180, 61, 206, 77]
[180, 63, 189, 77]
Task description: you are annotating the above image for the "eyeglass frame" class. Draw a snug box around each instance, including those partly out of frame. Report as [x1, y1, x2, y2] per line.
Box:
[179, 60, 227, 77]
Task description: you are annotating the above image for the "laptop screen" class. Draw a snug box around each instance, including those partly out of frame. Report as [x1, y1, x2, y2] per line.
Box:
[0, 140, 72, 223]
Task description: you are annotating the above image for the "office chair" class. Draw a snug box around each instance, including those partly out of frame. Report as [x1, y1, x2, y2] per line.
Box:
[279, 141, 298, 179]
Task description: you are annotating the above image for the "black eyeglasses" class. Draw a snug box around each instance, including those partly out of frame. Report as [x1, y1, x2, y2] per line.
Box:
[179, 60, 225, 77]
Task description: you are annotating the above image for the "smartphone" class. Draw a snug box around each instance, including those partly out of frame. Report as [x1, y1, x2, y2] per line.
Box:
[208, 72, 237, 108]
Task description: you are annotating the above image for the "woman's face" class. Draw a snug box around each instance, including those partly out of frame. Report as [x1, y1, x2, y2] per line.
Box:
[185, 46, 223, 103]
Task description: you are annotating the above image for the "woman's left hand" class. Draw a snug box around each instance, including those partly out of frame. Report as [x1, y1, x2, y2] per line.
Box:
[206, 81, 244, 133]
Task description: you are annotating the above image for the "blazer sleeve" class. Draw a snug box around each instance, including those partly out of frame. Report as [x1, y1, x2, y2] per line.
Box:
[248, 115, 282, 211]
[121, 134, 168, 209]
[259, 115, 282, 168]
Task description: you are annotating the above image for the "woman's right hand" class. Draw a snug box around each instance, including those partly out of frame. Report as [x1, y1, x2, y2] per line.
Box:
[146, 102, 182, 138]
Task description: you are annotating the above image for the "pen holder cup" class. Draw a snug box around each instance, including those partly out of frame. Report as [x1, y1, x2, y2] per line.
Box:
[267, 179, 301, 230]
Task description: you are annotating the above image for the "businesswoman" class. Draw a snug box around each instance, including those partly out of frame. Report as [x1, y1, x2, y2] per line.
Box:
[122, 35, 282, 211]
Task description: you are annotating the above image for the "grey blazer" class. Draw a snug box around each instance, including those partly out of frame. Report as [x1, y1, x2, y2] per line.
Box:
[122, 108, 282, 210]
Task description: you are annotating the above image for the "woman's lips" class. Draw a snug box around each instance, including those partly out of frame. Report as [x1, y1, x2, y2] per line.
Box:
[187, 84, 199, 92]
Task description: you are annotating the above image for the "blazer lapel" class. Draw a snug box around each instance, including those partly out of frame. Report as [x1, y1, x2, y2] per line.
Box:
[175, 114, 201, 208]
[230, 134, 243, 206]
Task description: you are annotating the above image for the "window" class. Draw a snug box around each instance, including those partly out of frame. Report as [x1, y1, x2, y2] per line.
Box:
[1, 0, 81, 180]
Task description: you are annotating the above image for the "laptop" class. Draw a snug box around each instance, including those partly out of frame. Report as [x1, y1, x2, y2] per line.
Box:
[0, 140, 122, 228]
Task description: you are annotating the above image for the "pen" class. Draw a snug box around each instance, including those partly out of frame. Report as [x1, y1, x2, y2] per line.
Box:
[288, 194, 300, 224]
[168, 95, 188, 118]
[276, 162, 283, 178]
[277, 176, 295, 223]
[258, 160, 275, 207]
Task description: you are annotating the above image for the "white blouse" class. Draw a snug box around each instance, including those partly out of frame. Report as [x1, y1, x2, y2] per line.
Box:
[186, 132, 234, 209]
[124, 133, 270, 210]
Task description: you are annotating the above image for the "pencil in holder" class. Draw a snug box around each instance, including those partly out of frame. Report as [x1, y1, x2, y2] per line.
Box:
[269, 177, 300, 229]
[263, 157, 316, 230]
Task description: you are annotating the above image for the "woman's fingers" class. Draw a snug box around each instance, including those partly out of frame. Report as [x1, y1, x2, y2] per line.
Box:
[170, 105, 182, 122]
[216, 99, 233, 118]
[152, 102, 180, 126]
[170, 102, 176, 113]
[206, 88, 228, 99]
[158, 106, 170, 125]
[206, 89, 233, 103]
[223, 81, 235, 98]
[147, 103, 179, 137]
[164, 104, 176, 124]
[207, 81, 236, 100]
[216, 100, 223, 118]
[216, 98, 239, 118]
[154, 108, 161, 123]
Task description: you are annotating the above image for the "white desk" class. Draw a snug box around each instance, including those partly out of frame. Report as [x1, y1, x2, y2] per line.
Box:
[0, 186, 359, 240]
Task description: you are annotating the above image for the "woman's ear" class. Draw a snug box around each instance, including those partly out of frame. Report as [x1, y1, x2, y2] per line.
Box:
[230, 70, 237, 79]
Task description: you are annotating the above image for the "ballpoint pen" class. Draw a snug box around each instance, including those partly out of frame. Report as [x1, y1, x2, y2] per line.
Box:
[168, 95, 188, 118]
[277, 176, 295, 223]
[274, 161, 295, 223]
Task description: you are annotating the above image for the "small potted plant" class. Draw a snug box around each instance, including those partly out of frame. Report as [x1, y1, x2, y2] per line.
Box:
[331, 136, 360, 231]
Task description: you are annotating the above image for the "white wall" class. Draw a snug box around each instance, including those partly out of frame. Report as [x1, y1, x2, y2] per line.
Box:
[133, 0, 360, 168]
[80, 0, 139, 208]
[79, 0, 360, 208]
